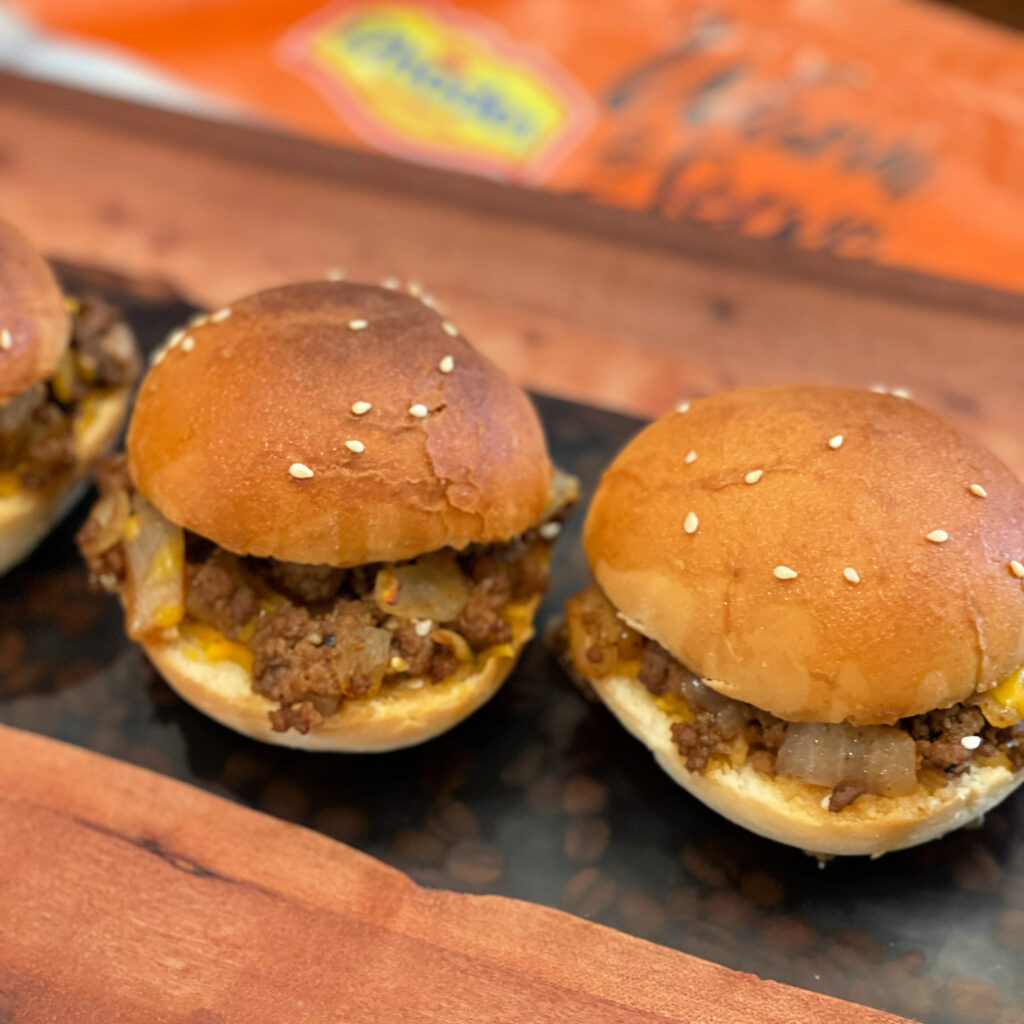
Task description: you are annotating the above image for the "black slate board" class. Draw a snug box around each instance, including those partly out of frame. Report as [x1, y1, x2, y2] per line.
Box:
[1, 273, 1021, 1024]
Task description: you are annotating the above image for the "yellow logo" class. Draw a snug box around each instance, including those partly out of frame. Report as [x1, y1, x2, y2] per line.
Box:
[278, 1, 593, 181]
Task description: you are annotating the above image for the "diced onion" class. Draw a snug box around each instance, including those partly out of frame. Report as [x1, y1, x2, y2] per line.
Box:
[540, 468, 580, 522]
[99, 322, 137, 365]
[433, 628, 474, 663]
[124, 496, 185, 639]
[78, 489, 131, 559]
[330, 626, 391, 693]
[374, 551, 469, 622]
[674, 676, 735, 714]
[777, 722, 917, 798]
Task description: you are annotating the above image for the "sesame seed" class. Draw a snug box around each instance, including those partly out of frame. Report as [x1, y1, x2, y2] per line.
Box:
[151, 347, 167, 366]
[1010, 561, 1024, 579]
[744, 469, 763, 484]
[325, 268, 345, 281]
[539, 521, 562, 540]
[414, 619, 433, 637]
[891, 387, 912, 399]
[421, 295, 436, 309]
[676, 400, 691, 413]
[969, 484, 987, 498]
[828, 434, 844, 449]
[820, 794, 832, 811]
[684, 511, 699, 534]
[390, 656, 409, 672]
[351, 401, 372, 415]
[439, 355, 455, 374]
[345, 440, 365, 453]
[181, 335, 195, 352]
[166, 327, 186, 348]
[441, 320, 459, 337]
[210, 307, 232, 323]
[774, 566, 798, 580]
[843, 567, 861, 584]
[684, 450, 697, 464]
[869, 384, 889, 394]
[408, 281, 423, 298]
[0, 329, 11, 351]
[348, 318, 368, 331]
[409, 403, 429, 418]
[307, 632, 323, 646]
[407, 678, 424, 690]
[926, 530, 949, 543]
[380, 276, 400, 289]
[289, 463, 314, 479]
[960, 735, 982, 750]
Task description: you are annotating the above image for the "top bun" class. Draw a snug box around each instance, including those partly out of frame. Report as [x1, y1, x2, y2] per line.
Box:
[129, 282, 553, 566]
[585, 387, 1024, 725]
[0, 219, 70, 402]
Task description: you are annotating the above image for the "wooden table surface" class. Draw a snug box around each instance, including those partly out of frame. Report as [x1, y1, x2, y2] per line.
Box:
[1, 73, 1021, 1024]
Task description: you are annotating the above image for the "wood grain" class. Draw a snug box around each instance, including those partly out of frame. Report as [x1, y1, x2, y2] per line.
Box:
[1, 75, 1023, 480]
[0, 724, 909, 1023]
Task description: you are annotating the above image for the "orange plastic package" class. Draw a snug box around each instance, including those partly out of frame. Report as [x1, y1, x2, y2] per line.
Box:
[17, 0, 1024, 291]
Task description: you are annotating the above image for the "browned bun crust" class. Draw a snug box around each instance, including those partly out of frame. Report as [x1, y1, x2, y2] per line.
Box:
[128, 283, 552, 566]
[585, 387, 1024, 724]
[0, 220, 70, 401]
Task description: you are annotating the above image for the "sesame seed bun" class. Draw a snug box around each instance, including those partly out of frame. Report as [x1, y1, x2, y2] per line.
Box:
[128, 282, 553, 567]
[0, 387, 130, 575]
[141, 594, 541, 751]
[0, 220, 70, 402]
[585, 387, 1024, 725]
[590, 671, 1023, 857]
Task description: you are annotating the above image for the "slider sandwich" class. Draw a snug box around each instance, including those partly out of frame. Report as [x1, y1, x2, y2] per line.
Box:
[566, 387, 1024, 856]
[79, 281, 574, 750]
[0, 219, 138, 573]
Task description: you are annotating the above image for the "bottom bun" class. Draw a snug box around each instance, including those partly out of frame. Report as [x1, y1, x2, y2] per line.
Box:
[0, 388, 130, 576]
[143, 594, 541, 752]
[591, 672, 1024, 857]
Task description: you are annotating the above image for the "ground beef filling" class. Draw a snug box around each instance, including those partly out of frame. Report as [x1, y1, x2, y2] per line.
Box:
[0, 295, 138, 491]
[80, 459, 558, 734]
[567, 584, 1024, 810]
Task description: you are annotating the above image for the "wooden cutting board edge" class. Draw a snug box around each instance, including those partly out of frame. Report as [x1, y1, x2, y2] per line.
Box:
[0, 724, 911, 1023]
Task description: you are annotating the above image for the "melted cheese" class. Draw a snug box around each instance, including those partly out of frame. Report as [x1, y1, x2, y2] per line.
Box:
[979, 666, 1024, 727]
[73, 393, 104, 438]
[51, 349, 77, 404]
[179, 621, 255, 674]
[655, 691, 697, 723]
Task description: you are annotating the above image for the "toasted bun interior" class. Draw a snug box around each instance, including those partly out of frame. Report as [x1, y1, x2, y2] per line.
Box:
[128, 283, 553, 567]
[0, 220, 70, 402]
[142, 594, 541, 752]
[585, 387, 1024, 724]
[591, 671, 1023, 857]
[0, 388, 129, 575]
